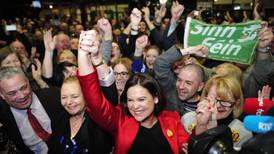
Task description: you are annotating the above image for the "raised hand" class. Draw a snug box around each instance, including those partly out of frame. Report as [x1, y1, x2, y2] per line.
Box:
[30, 46, 37, 59]
[253, 2, 261, 20]
[258, 23, 273, 49]
[43, 29, 56, 52]
[258, 85, 272, 100]
[32, 58, 49, 88]
[130, 8, 142, 30]
[155, 4, 167, 23]
[142, 7, 150, 21]
[136, 35, 148, 50]
[171, 1, 185, 22]
[79, 30, 100, 57]
[97, 18, 112, 34]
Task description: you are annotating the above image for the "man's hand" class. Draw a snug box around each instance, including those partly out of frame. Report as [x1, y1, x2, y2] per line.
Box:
[97, 18, 112, 40]
[171, 1, 185, 23]
[258, 22, 273, 49]
[188, 45, 209, 58]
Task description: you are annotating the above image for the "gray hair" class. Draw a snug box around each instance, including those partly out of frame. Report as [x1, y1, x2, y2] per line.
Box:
[0, 66, 26, 81]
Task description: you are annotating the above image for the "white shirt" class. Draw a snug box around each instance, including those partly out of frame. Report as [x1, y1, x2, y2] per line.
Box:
[10, 92, 52, 154]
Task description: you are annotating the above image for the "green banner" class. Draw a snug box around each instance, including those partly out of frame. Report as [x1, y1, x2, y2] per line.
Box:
[184, 17, 262, 64]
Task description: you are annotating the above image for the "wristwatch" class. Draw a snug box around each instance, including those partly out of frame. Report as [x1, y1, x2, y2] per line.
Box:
[93, 58, 104, 67]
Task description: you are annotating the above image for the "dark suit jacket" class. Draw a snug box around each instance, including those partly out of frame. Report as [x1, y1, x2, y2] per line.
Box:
[0, 87, 65, 154]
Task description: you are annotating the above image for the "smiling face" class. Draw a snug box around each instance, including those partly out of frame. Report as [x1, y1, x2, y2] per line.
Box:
[144, 48, 159, 69]
[127, 85, 157, 126]
[176, 67, 204, 102]
[114, 63, 130, 95]
[10, 41, 28, 57]
[56, 34, 71, 53]
[61, 80, 85, 116]
[1, 53, 21, 68]
[207, 84, 235, 120]
[58, 50, 77, 65]
[0, 74, 32, 109]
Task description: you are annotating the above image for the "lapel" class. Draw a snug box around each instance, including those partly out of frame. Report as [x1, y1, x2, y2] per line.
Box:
[0, 99, 32, 153]
[158, 111, 178, 154]
[117, 116, 139, 154]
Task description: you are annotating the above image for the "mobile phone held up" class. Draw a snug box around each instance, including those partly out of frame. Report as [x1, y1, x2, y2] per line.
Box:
[5, 25, 17, 31]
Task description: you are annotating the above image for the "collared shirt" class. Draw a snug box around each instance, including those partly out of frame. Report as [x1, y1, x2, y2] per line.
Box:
[167, 21, 178, 37]
[10, 92, 52, 154]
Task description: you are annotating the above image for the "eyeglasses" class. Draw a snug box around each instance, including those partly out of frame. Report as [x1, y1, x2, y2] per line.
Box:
[114, 71, 129, 77]
[215, 99, 235, 108]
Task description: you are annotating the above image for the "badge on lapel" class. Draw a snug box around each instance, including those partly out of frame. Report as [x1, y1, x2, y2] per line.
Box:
[167, 129, 173, 138]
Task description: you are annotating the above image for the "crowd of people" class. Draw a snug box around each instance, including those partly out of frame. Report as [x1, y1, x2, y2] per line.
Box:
[0, 1, 274, 154]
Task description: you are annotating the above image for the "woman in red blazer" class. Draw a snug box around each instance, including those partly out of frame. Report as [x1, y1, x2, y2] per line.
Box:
[77, 29, 189, 154]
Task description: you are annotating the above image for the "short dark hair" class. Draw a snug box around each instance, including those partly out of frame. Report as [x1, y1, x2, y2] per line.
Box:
[181, 64, 205, 82]
[53, 61, 77, 87]
[120, 73, 166, 116]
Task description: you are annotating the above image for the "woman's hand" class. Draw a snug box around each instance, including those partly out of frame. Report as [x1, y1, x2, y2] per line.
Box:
[79, 30, 100, 57]
[130, 8, 142, 30]
[43, 29, 56, 52]
[32, 59, 49, 88]
[196, 97, 217, 134]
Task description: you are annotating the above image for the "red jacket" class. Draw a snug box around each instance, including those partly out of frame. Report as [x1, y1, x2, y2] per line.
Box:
[78, 72, 189, 154]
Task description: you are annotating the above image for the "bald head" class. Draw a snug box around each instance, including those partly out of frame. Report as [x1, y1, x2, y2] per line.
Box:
[55, 33, 71, 52]
[180, 64, 205, 83]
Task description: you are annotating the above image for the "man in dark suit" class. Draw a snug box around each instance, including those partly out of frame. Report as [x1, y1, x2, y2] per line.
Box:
[0, 66, 64, 154]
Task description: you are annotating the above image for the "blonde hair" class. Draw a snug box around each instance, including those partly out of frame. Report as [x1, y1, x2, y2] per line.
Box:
[201, 75, 244, 118]
[58, 49, 77, 64]
[213, 63, 242, 83]
[62, 76, 80, 85]
[111, 57, 133, 76]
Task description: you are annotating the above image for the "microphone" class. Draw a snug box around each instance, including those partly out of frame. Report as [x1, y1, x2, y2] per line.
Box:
[228, 119, 253, 148]
[243, 98, 274, 115]
[243, 115, 274, 133]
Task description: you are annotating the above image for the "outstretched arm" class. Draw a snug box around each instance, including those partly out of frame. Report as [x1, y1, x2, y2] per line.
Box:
[42, 29, 56, 78]
[77, 30, 119, 134]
